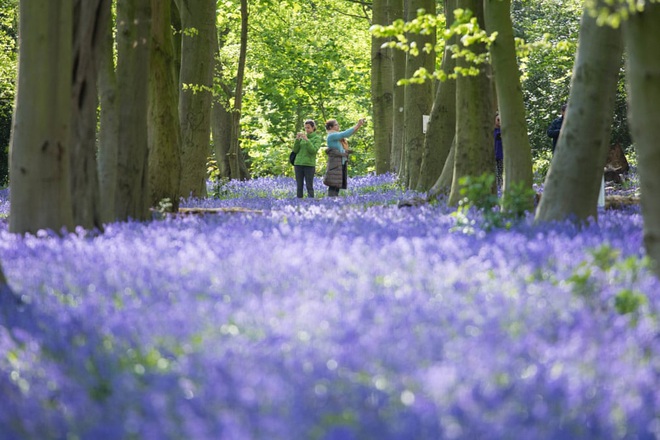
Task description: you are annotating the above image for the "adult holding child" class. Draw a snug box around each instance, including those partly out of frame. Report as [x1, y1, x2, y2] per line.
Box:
[292, 119, 323, 198]
[323, 118, 365, 197]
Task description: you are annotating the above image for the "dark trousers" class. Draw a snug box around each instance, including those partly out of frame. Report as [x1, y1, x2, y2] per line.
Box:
[295, 165, 315, 198]
[496, 159, 503, 189]
[327, 163, 347, 197]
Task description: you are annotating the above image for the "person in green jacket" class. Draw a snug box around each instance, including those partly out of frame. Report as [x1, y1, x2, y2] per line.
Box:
[293, 119, 323, 198]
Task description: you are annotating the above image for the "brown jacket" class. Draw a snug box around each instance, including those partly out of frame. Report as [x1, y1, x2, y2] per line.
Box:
[323, 148, 348, 188]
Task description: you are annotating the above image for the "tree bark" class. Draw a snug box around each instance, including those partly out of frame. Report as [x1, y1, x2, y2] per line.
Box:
[71, 0, 110, 231]
[623, 2, 660, 276]
[371, 0, 393, 174]
[447, 0, 493, 206]
[97, 4, 119, 224]
[535, 6, 622, 223]
[389, 0, 405, 174]
[417, 0, 457, 192]
[149, 0, 182, 210]
[177, 0, 215, 197]
[427, 135, 455, 200]
[229, 0, 248, 181]
[484, 0, 533, 210]
[115, 0, 151, 221]
[211, 30, 233, 180]
[403, 0, 435, 189]
[211, 97, 233, 179]
[9, 0, 74, 234]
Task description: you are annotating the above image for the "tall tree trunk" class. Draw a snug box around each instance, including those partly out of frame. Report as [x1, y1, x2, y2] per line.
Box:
[149, 0, 182, 210]
[447, 0, 493, 206]
[427, 135, 455, 200]
[177, 0, 215, 197]
[403, 0, 436, 189]
[623, 2, 660, 276]
[115, 0, 151, 221]
[211, 30, 232, 180]
[97, 4, 119, 224]
[212, 98, 233, 179]
[535, 6, 622, 223]
[71, 0, 110, 231]
[371, 0, 394, 174]
[229, 0, 248, 180]
[390, 0, 405, 174]
[484, 0, 533, 210]
[417, 0, 457, 192]
[9, 0, 74, 234]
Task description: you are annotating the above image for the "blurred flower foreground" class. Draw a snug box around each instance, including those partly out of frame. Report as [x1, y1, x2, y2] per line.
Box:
[0, 175, 658, 440]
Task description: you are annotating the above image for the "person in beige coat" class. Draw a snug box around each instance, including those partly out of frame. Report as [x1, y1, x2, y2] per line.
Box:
[323, 118, 365, 197]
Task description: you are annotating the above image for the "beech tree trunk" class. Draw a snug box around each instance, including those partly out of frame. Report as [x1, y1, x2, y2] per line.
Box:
[389, 0, 405, 174]
[623, 3, 660, 276]
[371, 0, 393, 174]
[115, 0, 151, 221]
[447, 0, 493, 206]
[71, 0, 110, 231]
[229, 0, 249, 181]
[417, 0, 457, 192]
[403, 0, 435, 189]
[97, 5, 119, 224]
[10, 0, 74, 234]
[484, 0, 533, 210]
[177, 0, 215, 197]
[211, 97, 233, 179]
[427, 135, 455, 200]
[149, 0, 182, 210]
[535, 6, 622, 223]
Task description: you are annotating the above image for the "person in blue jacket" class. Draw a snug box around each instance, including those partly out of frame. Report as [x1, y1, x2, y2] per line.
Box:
[494, 113, 503, 190]
[547, 103, 566, 154]
[323, 118, 365, 197]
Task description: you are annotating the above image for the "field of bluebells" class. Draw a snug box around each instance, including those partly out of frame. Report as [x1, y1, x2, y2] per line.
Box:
[0, 174, 659, 440]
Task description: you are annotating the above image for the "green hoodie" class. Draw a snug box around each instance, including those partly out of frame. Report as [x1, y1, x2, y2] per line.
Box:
[293, 131, 323, 167]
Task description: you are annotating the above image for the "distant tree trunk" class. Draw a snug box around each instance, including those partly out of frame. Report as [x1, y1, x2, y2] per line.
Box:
[417, 0, 457, 192]
[211, 30, 232, 180]
[535, 7, 622, 223]
[448, 0, 493, 206]
[177, 0, 215, 197]
[148, 0, 181, 210]
[623, 3, 660, 276]
[70, 0, 110, 231]
[211, 98, 233, 179]
[97, 5, 118, 224]
[389, 0, 405, 174]
[115, 0, 151, 221]
[10, 0, 74, 234]
[484, 0, 533, 210]
[371, 0, 393, 174]
[229, 0, 248, 180]
[403, 0, 435, 189]
[427, 135, 455, 199]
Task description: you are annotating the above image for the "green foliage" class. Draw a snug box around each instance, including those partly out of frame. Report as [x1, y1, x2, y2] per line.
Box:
[226, 0, 372, 178]
[0, 0, 17, 186]
[614, 289, 646, 316]
[501, 180, 536, 217]
[532, 148, 553, 184]
[452, 173, 536, 232]
[457, 173, 499, 212]
[567, 245, 651, 323]
[371, 8, 496, 85]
